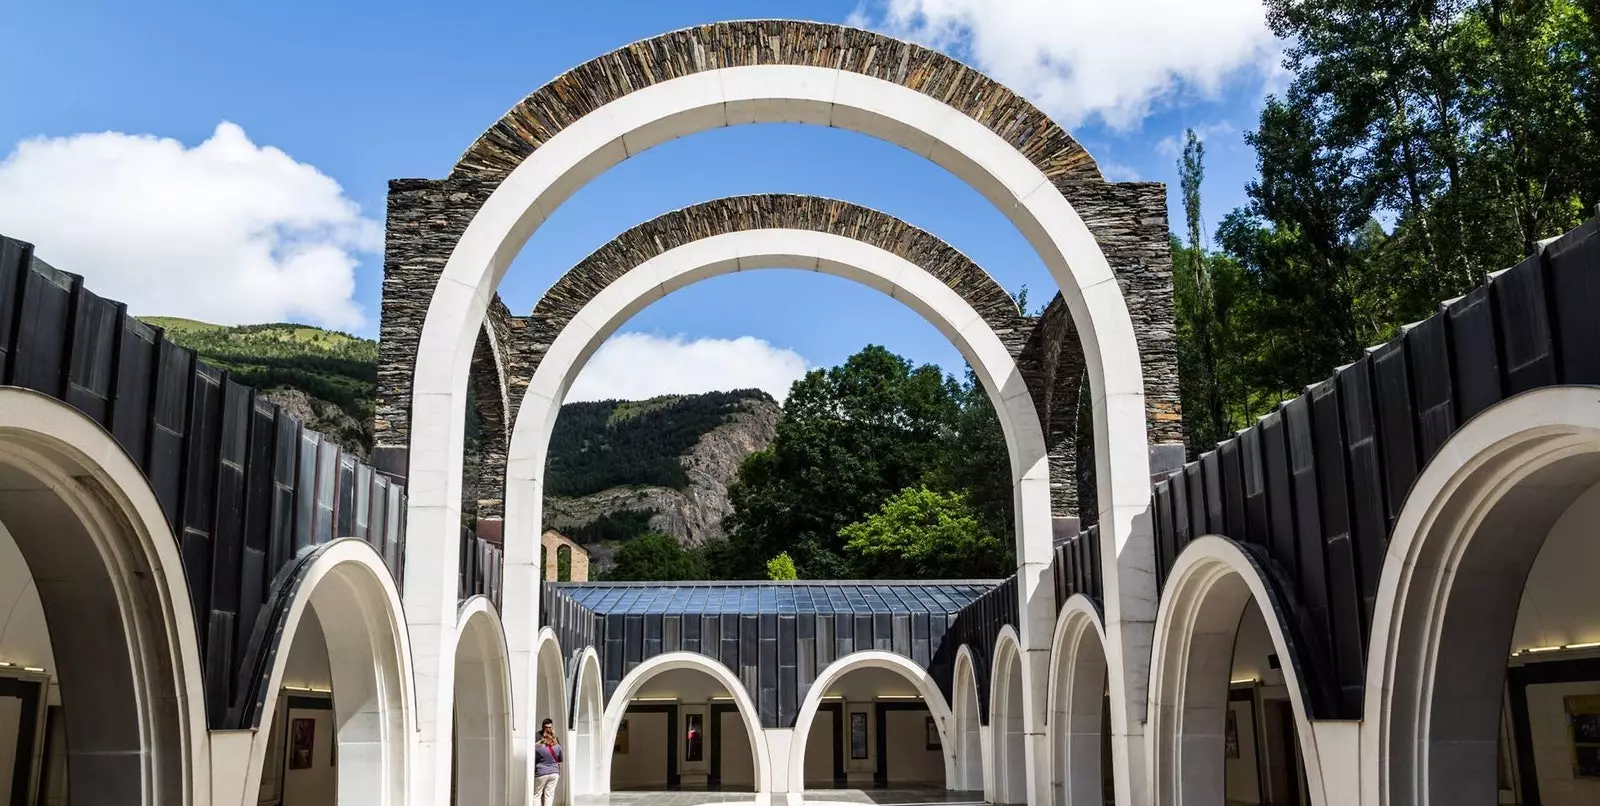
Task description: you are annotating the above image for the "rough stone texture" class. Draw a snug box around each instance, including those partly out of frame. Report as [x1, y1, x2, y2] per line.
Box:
[543, 394, 780, 552]
[541, 529, 590, 582]
[1016, 297, 1084, 514]
[451, 20, 1101, 185]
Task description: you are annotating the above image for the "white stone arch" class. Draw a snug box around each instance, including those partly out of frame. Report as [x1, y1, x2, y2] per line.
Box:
[567, 647, 605, 797]
[598, 651, 772, 794]
[243, 538, 414, 806]
[951, 644, 988, 796]
[0, 388, 209, 806]
[531, 627, 568, 804]
[790, 650, 956, 793]
[1048, 594, 1109, 806]
[453, 596, 512, 806]
[1363, 386, 1600, 806]
[990, 626, 1029, 805]
[1147, 536, 1327, 806]
[405, 58, 1159, 806]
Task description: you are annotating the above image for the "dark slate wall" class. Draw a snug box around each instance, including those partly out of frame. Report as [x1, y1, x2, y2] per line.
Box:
[0, 235, 409, 731]
[1150, 216, 1600, 720]
[938, 577, 1018, 725]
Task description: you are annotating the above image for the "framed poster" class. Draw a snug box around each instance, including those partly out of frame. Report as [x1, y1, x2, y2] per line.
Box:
[289, 718, 316, 770]
[1224, 710, 1240, 759]
[685, 713, 704, 762]
[615, 719, 629, 755]
[925, 715, 940, 750]
[850, 712, 869, 760]
[1567, 695, 1600, 778]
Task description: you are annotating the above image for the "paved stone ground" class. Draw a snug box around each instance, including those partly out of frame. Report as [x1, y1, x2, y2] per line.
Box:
[576, 789, 985, 806]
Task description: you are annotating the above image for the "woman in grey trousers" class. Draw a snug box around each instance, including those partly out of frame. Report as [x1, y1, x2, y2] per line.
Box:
[534, 717, 563, 806]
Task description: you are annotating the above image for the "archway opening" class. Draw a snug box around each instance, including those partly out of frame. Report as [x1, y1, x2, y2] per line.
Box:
[1224, 600, 1309, 806]
[607, 668, 760, 793]
[1048, 608, 1111, 806]
[797, 665, 949, 791]
[567, 652, 605, 797]
[452, 605, 511, 806]
[257, 607, 337, 806]
[534, 633, 568, 805]
[952, 651, 985, 794]
[992, 638, 1027, 806]
[0, 398, 200, 806]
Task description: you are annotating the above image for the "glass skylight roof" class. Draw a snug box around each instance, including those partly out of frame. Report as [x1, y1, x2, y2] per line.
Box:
[548, 582, 997, 616]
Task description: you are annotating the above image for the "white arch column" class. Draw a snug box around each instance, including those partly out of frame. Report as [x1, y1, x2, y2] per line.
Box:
[568, 649, 605, 797]
[406, 63, 1155, 806]
[1049, 596, 1109, 806]
[952, 646, 988, 797]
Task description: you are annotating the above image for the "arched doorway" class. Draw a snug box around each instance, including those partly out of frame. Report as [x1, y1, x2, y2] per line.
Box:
[0, 389, 207, 806]
[452, 597, 512, 805]
[991, 629, 1028, 805]
[600, 652, 768, 794]
[1048, 596, 1111, 806]
[1368, 387, 1600, 805]
[533, 629, 567, 804]
[245, 540, 414, 806]
[567, 648, 605, 798]
[1148, 536, 1324, 806]
[791, 651, 955, 793]
[952, 646, 986, 796]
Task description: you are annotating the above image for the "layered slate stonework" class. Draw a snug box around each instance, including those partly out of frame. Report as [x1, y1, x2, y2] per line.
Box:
[1150, 215, 1600, 721]
[377, 20, 1183, 505]
[542, 581, 996, 728]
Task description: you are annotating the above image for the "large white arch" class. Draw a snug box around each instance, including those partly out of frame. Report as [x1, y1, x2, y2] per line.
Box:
[453, 597, 513, 806]
[1147, 536, 1328, 806]
[789, 650, 957, 793]
[567, 647, 605, 797]
[1363, 386, 1600, 806]
[990, 626, 1031, 805]
[405, 60, 1159, 806]
[0, 388, 209, 806]
[240, 539, 414, 806]
[1048, 595, 1109, 806]
[531, 628, 568, 805]
[598, 652, 772, 796]
[499, 227, 1055, 801]
[951, 645, 988, 797]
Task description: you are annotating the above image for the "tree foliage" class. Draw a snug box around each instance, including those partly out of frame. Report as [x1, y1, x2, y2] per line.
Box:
[766, 552, 798, 581]
[840, 486, 1009, 579]
[601, 533, 705, 582]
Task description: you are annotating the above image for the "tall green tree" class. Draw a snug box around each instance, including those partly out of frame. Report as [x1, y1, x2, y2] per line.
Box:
[840, 486, 1009, 579]
[602, 533, 705, 581]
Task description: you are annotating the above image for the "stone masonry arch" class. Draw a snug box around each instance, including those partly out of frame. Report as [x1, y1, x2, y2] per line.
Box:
[380, 21, 1180, 806]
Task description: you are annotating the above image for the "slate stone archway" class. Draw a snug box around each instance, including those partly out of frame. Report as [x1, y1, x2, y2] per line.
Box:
[381, 20, 1181, 806]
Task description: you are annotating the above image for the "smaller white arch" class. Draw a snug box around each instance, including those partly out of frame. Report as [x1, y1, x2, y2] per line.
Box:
[1363, 386, 1600, 806]
[1047, 595, 1109, 806]
[1147, 536, 1326, 806]
[567, 647, 605, 797]
[243, 539, 414, 806]
[529, 627, 568, 804]
[951, 645, 987, 796]
[789, 650, 956, 793]
[990, 626, 1028, 805]
[598, 651, 772, 794]
[453, 596, 512, 806]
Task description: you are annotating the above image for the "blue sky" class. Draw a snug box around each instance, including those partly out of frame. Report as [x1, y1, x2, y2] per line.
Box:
[0, 0, 1281, 400]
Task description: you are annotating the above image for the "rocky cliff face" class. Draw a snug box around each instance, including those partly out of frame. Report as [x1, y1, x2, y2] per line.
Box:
[544, 395, 779, 553]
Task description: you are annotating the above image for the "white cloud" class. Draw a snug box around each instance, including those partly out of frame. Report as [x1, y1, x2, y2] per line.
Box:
[855, 0, 1280, 130]
[0, 122, 378, 331]
[1100, 161, 1141, 182]
[566, 332, 810, 403]
[1157, 122, 1238, 159]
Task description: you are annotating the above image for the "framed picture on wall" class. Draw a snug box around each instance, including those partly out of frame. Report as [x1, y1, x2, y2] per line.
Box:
[1224, 710, 1240, 759]
[1567, 695, 1600, 778]
[850, 712, 869, 760]
[925, 716, 939, 750]
[615, 719, 629, 755]
[289, 718, 316, 770]
[685, 713, 704, 762]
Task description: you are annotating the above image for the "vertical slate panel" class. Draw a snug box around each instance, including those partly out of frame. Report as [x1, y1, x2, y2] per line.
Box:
[1337, 358, 1387, 618]
[1259, 411, 1298, 584]
[111, 318, 157, 464]
[1170, 470, 1192, 557]
[1184, 463, 1206, 538]
[1200, 452, 1224, 536]
[1153, 483, 1175, 588]
[65, 289, 119, 425]
[337, 456, 357, 538]
[13, 260, 74, 397]
[149, 338, 193, 538]
[1283, 397, 1333, 685]
[778, 615, 797, 726]
[236, 398, 276, 670]
[314, 439, 338, 543]
[205, 380, 251, 724]
[1218, 439, 1246, 541]
[0, 237, 30, 381]
[294, 431, 319, 552]
[1239, 428, 1269, 547]
[1309, 380, 1366, 715]
[1406, 316, 1456, 466]
[1446, 287, 1503, 422]
[1490, 255, 1557, 395]
[1370, 339, 1420, 530]
[1545, 220, 1600, 384]
[181, 363, 224, 640]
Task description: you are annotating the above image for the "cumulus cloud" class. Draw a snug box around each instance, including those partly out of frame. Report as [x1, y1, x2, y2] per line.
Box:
[0, 122, 378, 331]
[1156, 122, 1239, 159]
[853, 0, 1280, 130]
[566, 332, 810, 403]
[1100, 161, 1141, 182]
